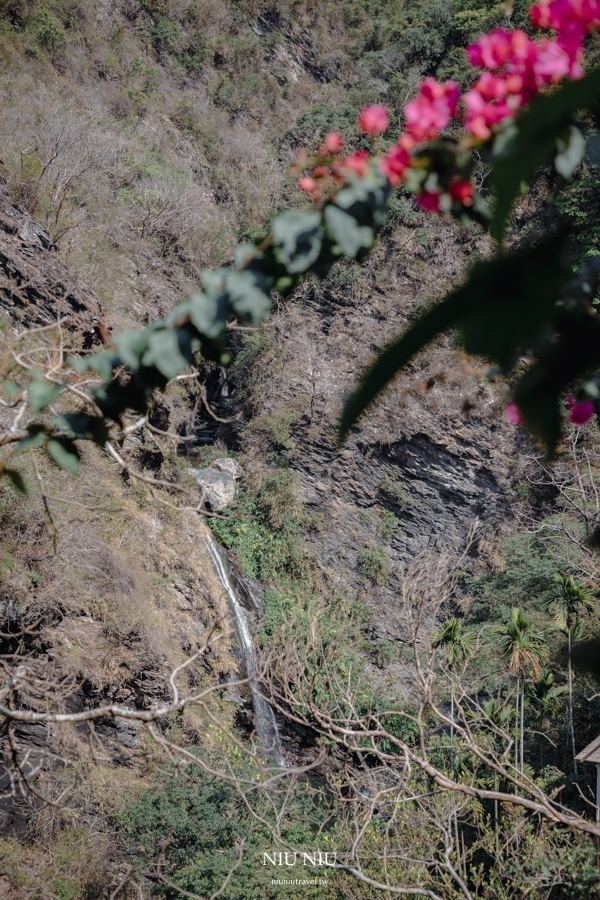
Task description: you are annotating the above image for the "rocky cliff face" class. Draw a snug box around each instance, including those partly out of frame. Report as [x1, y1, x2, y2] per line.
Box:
[0, 188, 104, 339]
[229, 211, 523, 648]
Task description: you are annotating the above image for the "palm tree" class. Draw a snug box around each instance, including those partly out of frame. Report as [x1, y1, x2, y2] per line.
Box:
[526, 669, 568, 769]
[495, 608, 548, 774]
[541, 574, 594, 776]
[432, 617, 476, 770]
[483, 697, 512, 836]
[432, 617, 476, 873]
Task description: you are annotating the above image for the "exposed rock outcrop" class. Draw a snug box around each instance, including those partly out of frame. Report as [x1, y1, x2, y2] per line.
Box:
[190, 458, 241, 511]
[229, 213, 522, 647]
[0, 189, 105, 342]
[191, 467, 236, 510]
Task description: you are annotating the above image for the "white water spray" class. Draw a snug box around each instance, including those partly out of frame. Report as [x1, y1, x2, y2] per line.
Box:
[205, 533, 285, 767]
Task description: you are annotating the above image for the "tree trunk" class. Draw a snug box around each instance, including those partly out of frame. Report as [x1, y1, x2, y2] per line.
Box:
[450, 690, 454, 773]
[520, 676, 525, 774]
[568, 629, 579, 778]
[494, 771, 499, 845]
[515, 681, 520, 775]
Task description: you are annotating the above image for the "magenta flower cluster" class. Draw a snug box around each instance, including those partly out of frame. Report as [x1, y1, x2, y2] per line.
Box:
[292, 0, 599, 434]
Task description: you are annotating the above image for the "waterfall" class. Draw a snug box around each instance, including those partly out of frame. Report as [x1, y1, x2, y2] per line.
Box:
[205, 533, 285, 767]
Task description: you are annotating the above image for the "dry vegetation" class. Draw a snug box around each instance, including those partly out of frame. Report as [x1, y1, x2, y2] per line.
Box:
[0, 437, 251, 894]
[3, 0, 599, 897]
[0, 0, 398, 331]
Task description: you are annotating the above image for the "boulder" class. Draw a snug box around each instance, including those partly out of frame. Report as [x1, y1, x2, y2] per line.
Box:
[189, 467, 236, 511]
[115, 717, 142, 749]
[212, 457, 242, 479]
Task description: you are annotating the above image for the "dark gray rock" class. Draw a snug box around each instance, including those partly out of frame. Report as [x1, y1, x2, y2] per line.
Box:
[115, 718, 142, 749]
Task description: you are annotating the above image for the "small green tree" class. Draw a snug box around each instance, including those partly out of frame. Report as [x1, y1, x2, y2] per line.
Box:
[495, 608, 548, 774]
[527, 669, 569, 770]
[432, 616, 476, 770]
[542, 574, 595, 776]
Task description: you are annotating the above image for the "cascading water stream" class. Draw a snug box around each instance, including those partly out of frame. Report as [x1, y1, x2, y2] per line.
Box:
[205, 533, 285, 767]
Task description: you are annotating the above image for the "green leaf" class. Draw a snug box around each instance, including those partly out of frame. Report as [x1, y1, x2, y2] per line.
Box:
[28, 381, 64, 415]
[113, 330, 151, 372]
[19, 424, 48, 451]
[508, 256, 600, 455]
[224, 271, 271, 325]
[324, 205, 375, 258]
[334, 172, 390, 230]
[491, 68, 600, 242]
[3, 380, 21, 398]
[142, 328, 194, 380]
[46, 437, 80, 473]
[234, 242, 261, 268]
[187, 292, 229, 339]
[554, 125, 585, 179]
[272, 209, 323, 274]
[69, 350, 117, 381]
[0, 467, 26, 493]
[459, 239, 570, 369]
[339, 230, 571, 441]
[54, 413, 109, 445]
[514, 317, 600, 457]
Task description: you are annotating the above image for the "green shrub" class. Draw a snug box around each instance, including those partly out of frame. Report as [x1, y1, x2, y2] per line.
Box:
[385, 191, 420, 229]
[119, 767, 336, 900]
[374, 639, 396, 665]
[464, 532, 560, 626]
[379, 474, 413, 510]
[127, 57, 158, 93]
[556, 164, 600, 272]
[377, 709, 419, 752]
[34, 9, 67, 55]
[250, 399, 307, 451]
[260, 588, 284, 642]
[324, 258, 366, 299]
[210, 469, 307, 582]
[358, 545, 389, 584]
[281, 102, 362, 153]
[377, 509, 400, 542]
[230, 331, 277, 405]
[153, 14, 179, 49]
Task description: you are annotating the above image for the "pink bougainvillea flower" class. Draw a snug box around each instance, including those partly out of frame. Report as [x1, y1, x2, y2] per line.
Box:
[556, 22, 588, 63]
[467, 28, 514, 69]
[530, 0, 600, 39]
[299, 176, 318, 193]
[530, 0, 600, 64]
[448, 180, 474, 206]
[474, 71, 510, 100]
[532, 37, 582, 83]
[312, 165, 330, 178]
[416, 191, 442, 212]
[463, 87, 513, 139]
[505, 403, 523, 425]
[322, 131, 344, 154]
[567, 395, 595, 424]
[530, 0, 561, 29]
[466, 26, 581, 115]
[405, 78, 460, 142]
[342, 149, 371, 176]
[380, 142, 411, 186]
[358, 105, 390, 134]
